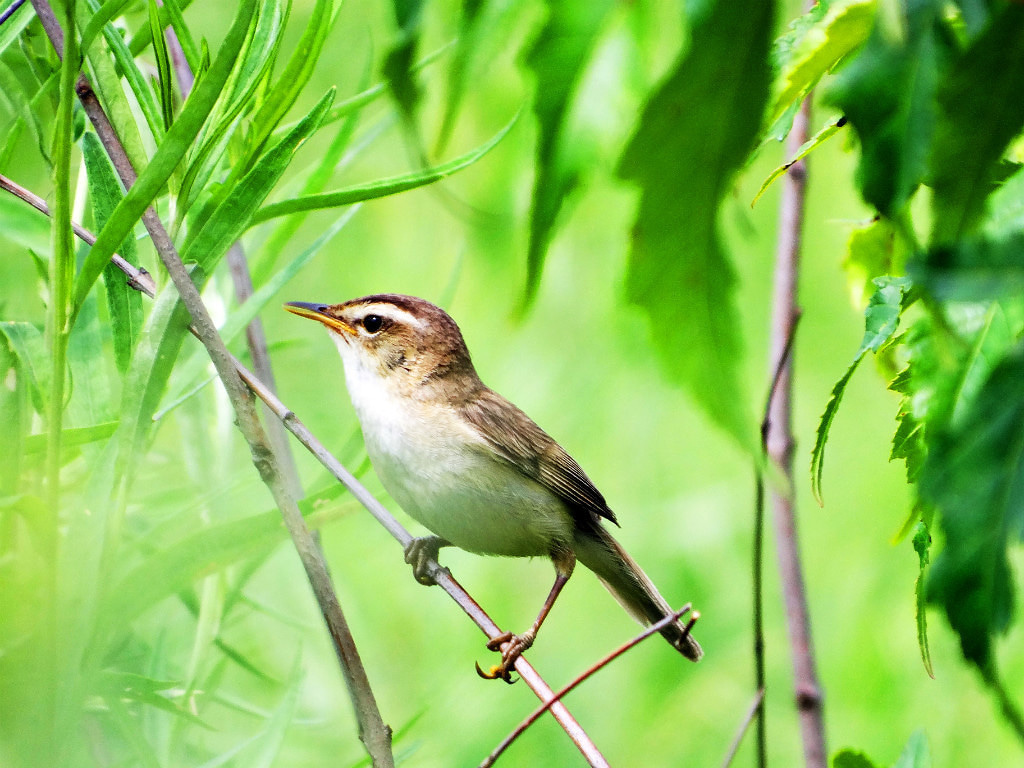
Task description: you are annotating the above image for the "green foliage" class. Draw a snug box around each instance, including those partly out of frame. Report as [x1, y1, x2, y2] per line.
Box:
[617, 0, 774, 451]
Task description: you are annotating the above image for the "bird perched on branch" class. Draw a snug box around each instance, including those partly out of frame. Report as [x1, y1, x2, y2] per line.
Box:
[285, 294, 701, 681]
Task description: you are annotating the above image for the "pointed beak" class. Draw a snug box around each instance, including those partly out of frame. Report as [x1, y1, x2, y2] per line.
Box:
[283, 301, 356, 335]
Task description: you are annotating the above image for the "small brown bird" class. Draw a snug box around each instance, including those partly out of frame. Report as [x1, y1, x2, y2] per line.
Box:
[285, 294, 701, 679]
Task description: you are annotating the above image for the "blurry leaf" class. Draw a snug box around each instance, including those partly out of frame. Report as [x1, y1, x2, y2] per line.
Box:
[892, 730, 930, 768]
[522, 0, 613, 304]
[826, 0, 947, 217]
[251, 114, 515, 224]
[148, 0, 175, 130]
[930, 4, 1024, 244]
[616, 0, 774, 450]
[99, 671, 214, 730]
[0, 321, 48, 414]
[0, 332, 28, 492]
[102, 508, 288, 627]
[812, 276, 912, 504]
[73, 0, 258, 318]
[912, 522, 934, 678]
[181, 88, 335, 270]
[753, 115, 846, 207]
[0, 189, 51, 254]
[770, 0, 874, 131]
[843, 217, 905, 310]
[434, 0, 484, 154]
[383, 0, 424, 120]
[66, 285, 113, 425]
[24, 421, 118, 453]
[983, 163, 1024, 239]
[242, 650, 303, 768]
[81, 131, 143, 374]
[833, 750, 880, 768]
[923, 347, 1024, 668]
[165, 204, 358, 407]
[919, 232, 1024, 301]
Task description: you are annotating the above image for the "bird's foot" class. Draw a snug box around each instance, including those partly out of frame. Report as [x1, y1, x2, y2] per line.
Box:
[475, 629, 536, 684]
[403, 536, 449, 586]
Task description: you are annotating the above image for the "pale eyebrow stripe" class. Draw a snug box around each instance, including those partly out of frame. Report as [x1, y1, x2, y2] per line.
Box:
[362, 304, 424, 329]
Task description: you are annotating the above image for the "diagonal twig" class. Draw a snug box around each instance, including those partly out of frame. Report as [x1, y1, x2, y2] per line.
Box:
[721, 687, 766, 768]
[479, 606, 697, 768]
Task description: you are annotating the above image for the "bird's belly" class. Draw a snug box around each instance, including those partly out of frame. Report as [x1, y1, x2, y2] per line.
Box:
[362, 410, 572, 557]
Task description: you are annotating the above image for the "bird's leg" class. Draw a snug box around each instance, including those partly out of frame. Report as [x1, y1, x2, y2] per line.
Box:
[478, 548, 576, 683]
[403, 535, 451, 585]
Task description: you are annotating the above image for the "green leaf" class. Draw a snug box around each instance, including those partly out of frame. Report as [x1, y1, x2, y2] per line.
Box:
[826, 0, 947, 217]
[73, 0, 258, 318]
[770, 0, 875, 130]
[522, 0, 614, 304]
[912, 522, 934, 678]
[251, 113, 516, 224]
[148, 0, 175, 130]
[180, 88, 335, 270]
[843, 218, 907, 310]
[923, 347, 1024, 668]
[0, 187, 51, 255]
[832, 750, 880, 768]
[0, 330, 29, 493]
[616, 0, 774, 450]
[81, 131, 143, 374]
[811, 276, 913, 504]
[0, 0, 34, 56]
[753, 116, 846, 207]
[383, 0, 424, 119]
[24, 422, 119, 454]
[930, 3, 1024, 244]
[892, 730, 930, 768]
[0, 322, 48, 414]
[919, 231, 1024, 301]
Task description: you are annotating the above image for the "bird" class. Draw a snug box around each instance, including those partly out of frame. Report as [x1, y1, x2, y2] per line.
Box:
[284, 294, 701, 680]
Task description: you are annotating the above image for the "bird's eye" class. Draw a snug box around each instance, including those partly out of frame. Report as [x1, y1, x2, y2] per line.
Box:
[362, 314, 384, 333]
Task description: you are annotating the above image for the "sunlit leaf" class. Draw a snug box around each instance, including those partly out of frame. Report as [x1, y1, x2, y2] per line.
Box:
[616, 0, 774, 450]
[753, 115, 846, 207]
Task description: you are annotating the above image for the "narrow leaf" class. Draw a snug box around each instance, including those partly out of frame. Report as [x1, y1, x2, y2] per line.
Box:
[148, 0, 175, 130]
[912, 522, 934, 678]
[73, 0, 258, 317]
[181, 88, 335, 270]
[383, 0, 424, 119]
[752, 116, 845, 207]
[617, 0, 774, 450]
[251, 113, 516, 224]
[0, 322, 48, 414]
[892, 730, 931, 768]
[81, 131, 143, 373]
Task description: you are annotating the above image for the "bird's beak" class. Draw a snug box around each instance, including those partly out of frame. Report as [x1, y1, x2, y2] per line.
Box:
[283, 301, 356, 335]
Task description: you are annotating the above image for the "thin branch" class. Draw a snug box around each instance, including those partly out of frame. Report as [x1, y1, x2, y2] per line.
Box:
[479, 606, 697, 768]
[721, 688, 766, 768]
[766, 38, 827, 768]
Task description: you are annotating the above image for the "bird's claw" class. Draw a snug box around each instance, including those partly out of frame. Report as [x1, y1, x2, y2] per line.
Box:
[476, 630, 535, 683]
[403, 536, 447, 585]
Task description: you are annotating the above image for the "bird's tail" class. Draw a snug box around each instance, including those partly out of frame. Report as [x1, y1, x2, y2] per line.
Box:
[574, 524, 702, 661]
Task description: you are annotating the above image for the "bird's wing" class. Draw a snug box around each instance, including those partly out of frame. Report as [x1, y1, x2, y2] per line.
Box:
[459, 387, 618, 527]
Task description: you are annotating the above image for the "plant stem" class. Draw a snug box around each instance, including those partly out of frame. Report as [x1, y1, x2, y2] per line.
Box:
[767, 76, 827, 768]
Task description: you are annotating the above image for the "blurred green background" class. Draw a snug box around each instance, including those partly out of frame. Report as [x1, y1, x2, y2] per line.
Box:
[2, 0, 1022, 765]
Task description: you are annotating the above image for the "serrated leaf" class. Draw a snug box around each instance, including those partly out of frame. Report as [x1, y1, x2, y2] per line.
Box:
[770, 0, 875, 129]
[616, 0, 774, 451]
[812, 276, 913, 504]
[912, 522, 934, 678]
[923, 348, 1024, 667]
[930, 4, 1024, 243]
[522, 0, 614, 304]
[73, 0, 257, 318]
[81, 131, 143, 374]
[251, 113, 516, 224]
[826, 0, 947, 217]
